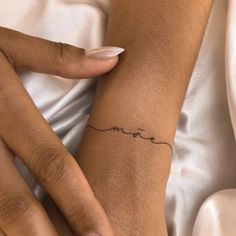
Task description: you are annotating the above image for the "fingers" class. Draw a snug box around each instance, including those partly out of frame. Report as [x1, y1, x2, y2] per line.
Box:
[0, 53, 113, 235]
[0, 140, 58, 236]
[0, 26, 119, 79]
[43, 197, 75, 236]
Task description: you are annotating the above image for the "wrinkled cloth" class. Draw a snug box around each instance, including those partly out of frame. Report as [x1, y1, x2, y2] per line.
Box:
[0, 0, 236, 235]
[192, 189, 236, 236]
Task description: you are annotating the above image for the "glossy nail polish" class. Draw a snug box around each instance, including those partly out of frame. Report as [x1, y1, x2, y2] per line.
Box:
[85, 46, 125, 59]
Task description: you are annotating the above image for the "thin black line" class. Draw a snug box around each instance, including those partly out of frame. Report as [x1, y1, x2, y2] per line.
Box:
[87, 124, 173, 153]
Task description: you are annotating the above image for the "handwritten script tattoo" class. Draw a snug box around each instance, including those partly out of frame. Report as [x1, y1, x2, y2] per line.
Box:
[87, 125, 172, 152]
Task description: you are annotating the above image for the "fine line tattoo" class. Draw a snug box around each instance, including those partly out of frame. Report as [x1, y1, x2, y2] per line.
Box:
[87, 124, 173, 152]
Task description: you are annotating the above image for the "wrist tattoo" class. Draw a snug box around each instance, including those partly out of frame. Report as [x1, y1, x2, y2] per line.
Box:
[87, 124, 173, 153]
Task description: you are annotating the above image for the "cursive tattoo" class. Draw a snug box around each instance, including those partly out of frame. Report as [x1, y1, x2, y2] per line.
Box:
[87, 124, 173, 152]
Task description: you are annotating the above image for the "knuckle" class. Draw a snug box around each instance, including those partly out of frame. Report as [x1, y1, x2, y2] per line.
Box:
[0, 192, 33, 224]
[67, 202, 105, 236]
[48, 41, 70, 75]
[66, 198, 95, 228]
[67, 204, 86, 229]
[29, 144, 67, 185]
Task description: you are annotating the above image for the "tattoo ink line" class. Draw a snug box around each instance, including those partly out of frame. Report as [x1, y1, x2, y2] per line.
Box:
[87, 125, 173, 153]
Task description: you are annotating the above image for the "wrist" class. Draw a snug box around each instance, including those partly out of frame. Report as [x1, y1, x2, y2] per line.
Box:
[77, 121, 172, 193]
[76, 125, 170, 236]
[88, 94, 176, 147]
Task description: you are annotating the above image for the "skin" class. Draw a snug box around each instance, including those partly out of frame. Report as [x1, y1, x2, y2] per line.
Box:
[0, 0, 213, 235]
[74, 0, 214, 235]
[0, 27, 118, 236]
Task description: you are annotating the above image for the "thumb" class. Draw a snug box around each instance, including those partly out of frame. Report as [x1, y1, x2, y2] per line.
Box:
[0, 26, 125, 79]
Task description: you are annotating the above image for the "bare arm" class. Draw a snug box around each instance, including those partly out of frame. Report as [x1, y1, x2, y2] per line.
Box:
[76, 1, 213, 235]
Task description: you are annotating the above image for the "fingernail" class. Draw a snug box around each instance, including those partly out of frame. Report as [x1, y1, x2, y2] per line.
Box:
[85, 46, 125, 60]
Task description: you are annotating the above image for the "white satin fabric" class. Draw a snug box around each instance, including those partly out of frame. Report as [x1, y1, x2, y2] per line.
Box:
[0, 0, 236, 235]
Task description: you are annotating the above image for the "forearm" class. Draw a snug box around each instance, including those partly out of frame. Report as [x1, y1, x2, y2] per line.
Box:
[92, 0, 213, 137]
[76, 1, 213, 235]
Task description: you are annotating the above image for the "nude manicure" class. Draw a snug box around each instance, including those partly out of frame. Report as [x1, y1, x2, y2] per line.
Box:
[85, 46, 125, 60]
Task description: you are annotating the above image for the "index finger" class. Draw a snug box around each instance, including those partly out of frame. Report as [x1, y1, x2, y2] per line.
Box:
[0, 26, 120, 79]
[0, 52, 113, 235]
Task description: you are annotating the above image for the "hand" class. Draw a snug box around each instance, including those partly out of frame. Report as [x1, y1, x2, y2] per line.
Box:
[0, 26, 123, 236]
